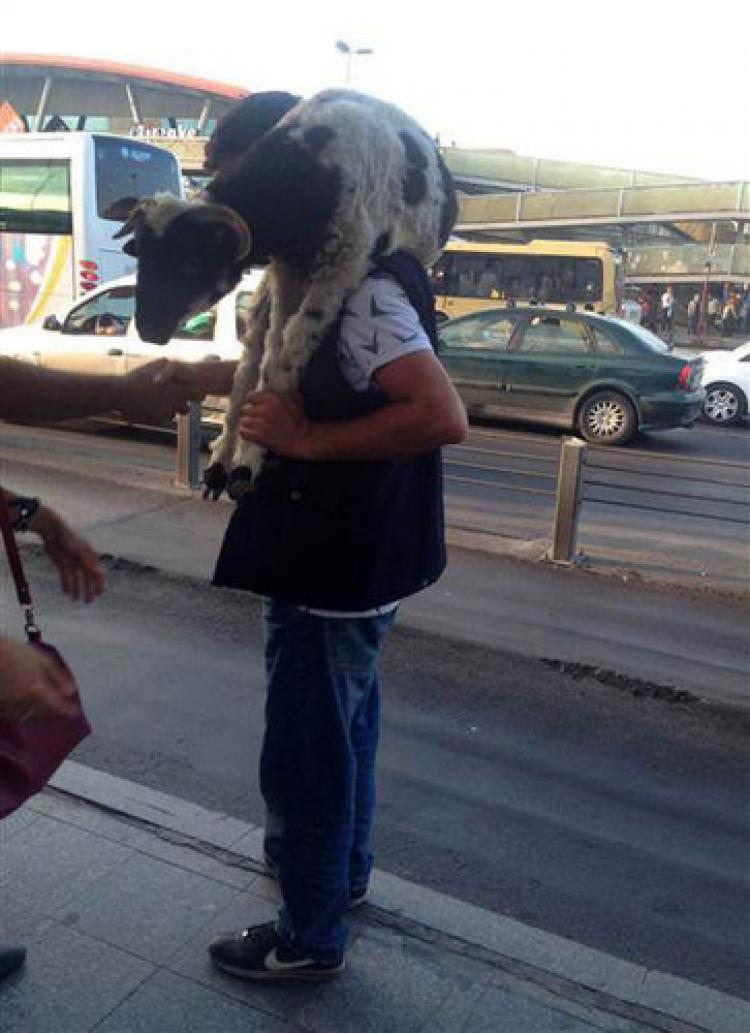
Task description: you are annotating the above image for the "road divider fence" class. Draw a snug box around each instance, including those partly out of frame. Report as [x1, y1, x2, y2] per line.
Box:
[176, 415, 748, 571]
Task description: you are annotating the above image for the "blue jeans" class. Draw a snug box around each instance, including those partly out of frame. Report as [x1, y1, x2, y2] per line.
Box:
[260, 599, 396, 964]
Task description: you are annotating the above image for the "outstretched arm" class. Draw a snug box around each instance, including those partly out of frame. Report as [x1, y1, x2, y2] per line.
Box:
[0, 357, 204, 424]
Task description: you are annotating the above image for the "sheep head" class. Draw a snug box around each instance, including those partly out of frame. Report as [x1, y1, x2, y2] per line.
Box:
[114, 195, 252, 344]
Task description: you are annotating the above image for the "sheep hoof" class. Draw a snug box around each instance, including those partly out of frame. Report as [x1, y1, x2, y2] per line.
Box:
[202, 463, 228, 500]
[227, 467, 256, 500]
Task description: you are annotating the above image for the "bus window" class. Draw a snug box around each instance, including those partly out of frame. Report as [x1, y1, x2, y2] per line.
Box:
[94, 137, 181, 223]
[433, 251, 603, 305]
[0, 159, 71, 234]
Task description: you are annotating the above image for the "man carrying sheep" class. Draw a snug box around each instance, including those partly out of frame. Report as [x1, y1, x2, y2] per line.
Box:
[122, 90, 468, 981]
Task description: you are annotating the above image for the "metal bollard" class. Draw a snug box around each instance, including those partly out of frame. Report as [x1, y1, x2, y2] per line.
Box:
[550, 437, 587, 564]
[175, 402, 203, 490]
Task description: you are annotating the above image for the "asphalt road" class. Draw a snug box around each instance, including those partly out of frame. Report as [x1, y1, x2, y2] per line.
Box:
[9, 554, 748, 1001]
[2, 416, 748, 589]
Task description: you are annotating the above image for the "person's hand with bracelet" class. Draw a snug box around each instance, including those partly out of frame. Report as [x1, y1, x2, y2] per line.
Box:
[7, 495, 104, 603]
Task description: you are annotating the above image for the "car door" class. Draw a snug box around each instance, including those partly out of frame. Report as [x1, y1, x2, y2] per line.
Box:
[125, 304, 222, 372]
[41, 285, 133, 375]
[437, 312, 520, 413]
[502, 313, 594, 420]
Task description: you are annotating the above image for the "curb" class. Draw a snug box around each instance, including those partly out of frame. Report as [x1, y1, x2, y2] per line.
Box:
[49, 761, 749, 1033]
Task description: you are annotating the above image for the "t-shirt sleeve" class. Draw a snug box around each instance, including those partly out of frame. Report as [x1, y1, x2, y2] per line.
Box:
[338, 272, 432, 391]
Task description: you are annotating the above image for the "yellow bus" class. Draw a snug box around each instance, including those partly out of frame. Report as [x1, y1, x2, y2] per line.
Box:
[431, 239, 622, 320]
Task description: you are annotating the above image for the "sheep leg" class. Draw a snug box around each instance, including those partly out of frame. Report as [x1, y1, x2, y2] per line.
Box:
[204, 282, 271, 498]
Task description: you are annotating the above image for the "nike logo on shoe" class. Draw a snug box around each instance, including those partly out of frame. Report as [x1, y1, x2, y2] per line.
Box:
[264, 947, 316, 972]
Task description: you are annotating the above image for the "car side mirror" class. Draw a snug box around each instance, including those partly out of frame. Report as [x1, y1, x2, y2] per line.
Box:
[43, 314, 62, 331]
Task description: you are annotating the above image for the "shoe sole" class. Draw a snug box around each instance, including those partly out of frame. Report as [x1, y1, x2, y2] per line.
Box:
[211, 957, 345, 982]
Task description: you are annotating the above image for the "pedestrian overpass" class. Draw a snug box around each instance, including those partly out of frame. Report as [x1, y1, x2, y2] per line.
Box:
[454, 179, 750, 287]
[442, 149, 749, 287]
[163, 138, 749, 287]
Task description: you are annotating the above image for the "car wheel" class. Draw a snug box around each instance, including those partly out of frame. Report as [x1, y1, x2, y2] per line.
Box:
[702, 382, 746, 426]
[578, 391, 637, 446]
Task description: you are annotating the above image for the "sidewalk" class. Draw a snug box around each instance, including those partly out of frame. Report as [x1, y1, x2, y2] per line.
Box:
[671, 330, 743, 352]
[2, 763, 747, 1033]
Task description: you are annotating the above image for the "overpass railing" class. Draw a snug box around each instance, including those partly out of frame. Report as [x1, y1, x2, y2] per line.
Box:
[457, 181, 750, 230]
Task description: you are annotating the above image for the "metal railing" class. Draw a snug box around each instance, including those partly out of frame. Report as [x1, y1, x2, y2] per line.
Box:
[174, 403, 203, 490]
[549, 438, 750, 565]
[175, 415, 749, 574]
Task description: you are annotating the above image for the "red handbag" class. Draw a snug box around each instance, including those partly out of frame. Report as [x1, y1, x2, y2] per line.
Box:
[0, 492, 91, 819]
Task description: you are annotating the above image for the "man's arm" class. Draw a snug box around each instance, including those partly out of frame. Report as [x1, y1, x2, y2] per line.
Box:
[188, 360, 238, 396]
[238, 349, 468, 461]
[0, 357, 204, 424]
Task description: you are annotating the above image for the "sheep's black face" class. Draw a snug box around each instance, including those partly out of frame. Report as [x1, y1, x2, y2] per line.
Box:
[115, 202, 252, 345]
[134, 221, 243, 344]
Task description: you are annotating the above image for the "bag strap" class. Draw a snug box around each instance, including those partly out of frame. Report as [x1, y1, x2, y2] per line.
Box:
[0, 490, 41, 642]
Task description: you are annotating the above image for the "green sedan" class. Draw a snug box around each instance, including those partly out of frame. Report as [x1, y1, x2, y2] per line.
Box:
[437, 308, 704, 446]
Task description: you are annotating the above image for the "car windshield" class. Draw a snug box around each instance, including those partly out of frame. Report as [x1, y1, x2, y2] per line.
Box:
[605, 317, 671, 354]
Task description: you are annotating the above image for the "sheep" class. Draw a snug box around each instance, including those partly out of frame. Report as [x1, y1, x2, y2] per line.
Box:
[116, 89, 457, 499]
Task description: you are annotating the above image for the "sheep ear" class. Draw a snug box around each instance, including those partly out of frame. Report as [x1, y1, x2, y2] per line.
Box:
[112, 198, 155, 241]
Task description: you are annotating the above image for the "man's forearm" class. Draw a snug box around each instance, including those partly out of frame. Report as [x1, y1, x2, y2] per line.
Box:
[0, 359, 125, 422]
[299, 399, 465, 462]
[191, 360, 238, 396]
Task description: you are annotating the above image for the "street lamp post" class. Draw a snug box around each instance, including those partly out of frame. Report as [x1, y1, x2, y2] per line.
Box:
[335, 39, 373, 86]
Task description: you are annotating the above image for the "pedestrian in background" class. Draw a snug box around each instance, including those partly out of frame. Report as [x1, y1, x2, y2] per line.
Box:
[660, 284, 675, 339]
[720, 295, 737, 337]
[707, 294, 720, 331]
[687, 293, 701, 336]
[639, 292, 654, 332]
[740, 289, 750, 334]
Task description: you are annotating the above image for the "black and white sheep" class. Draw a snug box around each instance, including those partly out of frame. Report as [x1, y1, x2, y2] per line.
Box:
[116, 89, 457, 498]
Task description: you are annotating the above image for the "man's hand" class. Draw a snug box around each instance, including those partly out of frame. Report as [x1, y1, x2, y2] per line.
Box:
[120, 360, 206, 425]
[29, 507, 104, 604]
[0, 637, 77, 723]
[238, 391, 311, 458]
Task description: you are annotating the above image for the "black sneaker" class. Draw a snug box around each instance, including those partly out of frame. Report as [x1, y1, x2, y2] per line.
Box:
[209, 922, 344, 982]
[263, 853, 368, 910]
[0, 944, 26, 981]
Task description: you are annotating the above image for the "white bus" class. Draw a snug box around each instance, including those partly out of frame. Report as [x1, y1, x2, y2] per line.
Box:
[0, 132, 182, 329]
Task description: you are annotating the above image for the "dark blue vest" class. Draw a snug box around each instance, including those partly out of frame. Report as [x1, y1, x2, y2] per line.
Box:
[213, 252, 446, 609]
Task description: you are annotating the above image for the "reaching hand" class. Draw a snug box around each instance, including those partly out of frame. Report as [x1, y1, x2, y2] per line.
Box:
[0, 637, 78, 723]
[120, 359, 206, 425]
[29, 507, 104, 603]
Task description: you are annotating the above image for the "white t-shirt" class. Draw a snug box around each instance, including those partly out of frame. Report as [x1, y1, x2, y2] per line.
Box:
[622, 299, 642, 324]
[301, 270, 434, 619]
[337, 270, 433, 391]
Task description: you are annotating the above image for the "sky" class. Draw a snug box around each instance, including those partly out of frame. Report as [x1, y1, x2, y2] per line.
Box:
[3, 0, 749, 181]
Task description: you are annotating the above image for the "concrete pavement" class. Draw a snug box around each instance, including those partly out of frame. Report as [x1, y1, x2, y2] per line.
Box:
[1, 764, 747, 1033]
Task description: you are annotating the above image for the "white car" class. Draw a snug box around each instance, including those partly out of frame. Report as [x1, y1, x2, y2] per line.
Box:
[0, 271, 263, 421]
[700, 341, 750, 426]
